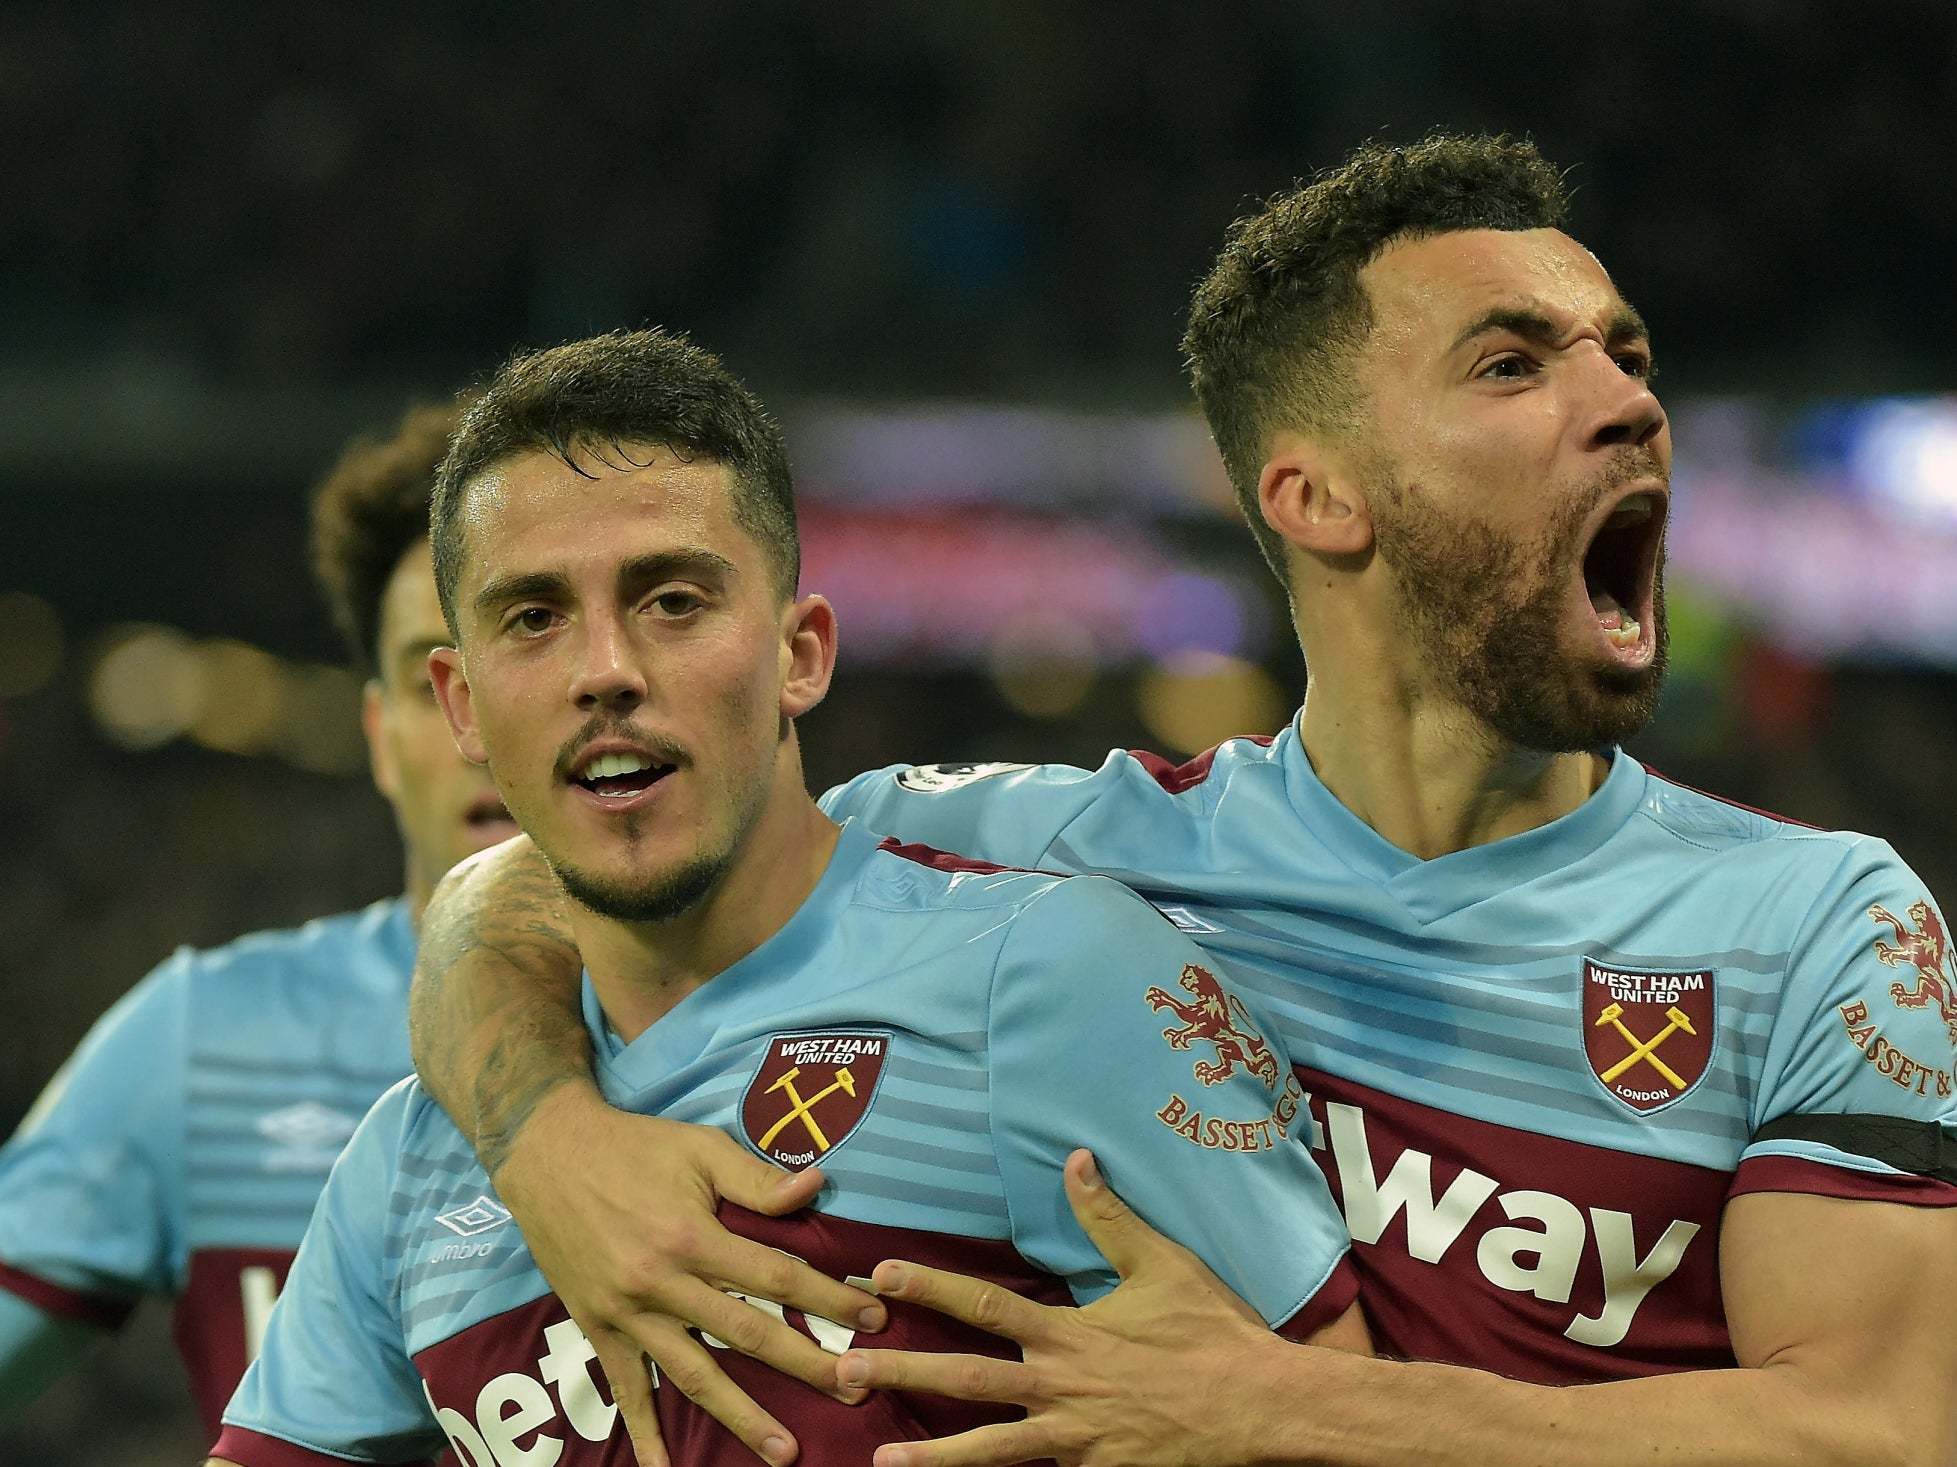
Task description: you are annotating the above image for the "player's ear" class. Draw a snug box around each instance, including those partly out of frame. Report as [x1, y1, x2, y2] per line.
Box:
[1258, 430, 1374, 560]
[779, 593, 837, 721]
[427, 647, 489, 764]
[361, 678, 403, 799]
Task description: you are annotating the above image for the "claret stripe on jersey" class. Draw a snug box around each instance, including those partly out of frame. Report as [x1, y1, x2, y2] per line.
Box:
[821, 719, 1957, 1385]
[218, 820, 1356, 1465]
[0, 898, 415, 1437]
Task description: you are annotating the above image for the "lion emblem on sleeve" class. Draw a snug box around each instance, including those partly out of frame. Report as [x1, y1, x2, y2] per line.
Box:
[1870, 901, 1957, 1045]
[1144, 963, 1281, 1090]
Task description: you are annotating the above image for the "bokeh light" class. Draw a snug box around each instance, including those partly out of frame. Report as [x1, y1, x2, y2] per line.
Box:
[88, 624, 208, 750]
[1135, 652, 1287, 757]
[986, 611, 1098, 720]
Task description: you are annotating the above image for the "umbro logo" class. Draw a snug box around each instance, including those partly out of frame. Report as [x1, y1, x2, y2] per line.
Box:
[436, 1195, 513, 1238]
[255, 1102, 358, 1172]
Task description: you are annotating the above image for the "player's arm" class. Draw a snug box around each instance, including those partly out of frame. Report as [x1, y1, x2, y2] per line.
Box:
[835, 877, 1370, 1464]
[845, 1158, 1949, 1467]
[408, 836, 883, 1466]
[0, 961, 186, 1415]
[209, 1081, 441, 1467]
[840, 848, 1957, 1467]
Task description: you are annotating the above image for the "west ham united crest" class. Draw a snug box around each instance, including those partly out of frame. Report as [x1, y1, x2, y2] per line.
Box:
[1581, 959, 1716, 1114]
[741, 1031, 890, 1170]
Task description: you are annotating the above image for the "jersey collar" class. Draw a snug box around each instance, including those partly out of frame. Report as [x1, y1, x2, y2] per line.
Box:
[1278, 718, 1650, 924]
[583, 817, 882, 1101]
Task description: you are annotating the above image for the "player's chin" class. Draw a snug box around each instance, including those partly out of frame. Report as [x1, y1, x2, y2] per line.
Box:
[1562, 659, 1664, 748]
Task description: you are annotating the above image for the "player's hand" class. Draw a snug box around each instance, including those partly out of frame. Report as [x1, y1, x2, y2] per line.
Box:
[490, 1084, 888, 1467]
[835, 1149, 1311, 1467]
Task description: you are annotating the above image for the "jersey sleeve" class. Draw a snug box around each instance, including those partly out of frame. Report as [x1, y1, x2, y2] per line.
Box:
[0, 951, 190, 1327]
[820, 760, 1109, 871]
[213, 1080, 441, 1466]
[985, 877, 1357, 1337]
[1734, 837, 1957, 1206]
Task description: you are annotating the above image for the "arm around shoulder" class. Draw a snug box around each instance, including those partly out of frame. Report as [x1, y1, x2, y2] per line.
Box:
[408, 833, 588, 1174]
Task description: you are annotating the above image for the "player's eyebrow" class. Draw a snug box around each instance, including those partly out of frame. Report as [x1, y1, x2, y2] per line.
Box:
[473, 549, 739, 618]
[1449, 304, 1650, 356]
[474, 569, 570, 617]
[616, 548, 738, 596]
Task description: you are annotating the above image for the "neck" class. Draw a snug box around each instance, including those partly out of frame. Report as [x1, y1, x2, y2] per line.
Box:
[1295, 622, 1609, 860]
[571, 785, 842, 1045]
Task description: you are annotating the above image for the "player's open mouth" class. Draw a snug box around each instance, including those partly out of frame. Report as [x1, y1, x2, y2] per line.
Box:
[1578, 487, 1665, 665]
[567, 748, 677, 805]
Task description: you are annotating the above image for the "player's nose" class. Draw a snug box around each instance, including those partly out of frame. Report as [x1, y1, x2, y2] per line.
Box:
[567, 617, 647, 710]
[1581, 351, 1667, 455]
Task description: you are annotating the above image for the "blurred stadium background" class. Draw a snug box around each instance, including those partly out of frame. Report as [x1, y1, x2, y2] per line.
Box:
[3, 3, 1953, 1459]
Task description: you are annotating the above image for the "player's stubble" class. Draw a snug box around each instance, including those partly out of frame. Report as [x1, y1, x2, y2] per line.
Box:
[544, 712, 769, 925]
[1368, 451, 1670, 754]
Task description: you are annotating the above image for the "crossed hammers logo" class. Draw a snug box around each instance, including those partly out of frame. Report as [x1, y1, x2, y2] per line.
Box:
[1592, 1001, 1697, 1088]
[756, 1065, 858, 1151]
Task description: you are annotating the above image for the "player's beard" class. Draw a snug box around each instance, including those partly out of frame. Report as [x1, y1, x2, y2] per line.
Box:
[1368, 462, 1669, 754]
[547, 751, 774, 925]
[554, 846, 729, 924]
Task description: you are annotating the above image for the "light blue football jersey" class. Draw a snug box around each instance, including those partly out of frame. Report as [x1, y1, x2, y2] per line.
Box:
[819, 720, 1957, 1382]
[217, 820, 1355, 1467]
[0, 899, 414, 1432]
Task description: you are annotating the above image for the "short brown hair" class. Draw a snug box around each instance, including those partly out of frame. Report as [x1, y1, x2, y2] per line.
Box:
[1183, 133, 1569, 584]
[311, 399, 461, 677]
[431, 328, 797, 633]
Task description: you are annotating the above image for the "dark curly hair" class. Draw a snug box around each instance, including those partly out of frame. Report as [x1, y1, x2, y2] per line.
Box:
[1183, 133, 1570, 585]
[311, 399, 462, 677]
[431, 327, 797, 635]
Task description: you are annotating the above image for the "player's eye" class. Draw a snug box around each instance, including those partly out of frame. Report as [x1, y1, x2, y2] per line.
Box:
[1478, 354, 1535, 380]
[650, 590, 704, 617]
[1616, 351, 1655, 380]
[509, 606, 557, 635]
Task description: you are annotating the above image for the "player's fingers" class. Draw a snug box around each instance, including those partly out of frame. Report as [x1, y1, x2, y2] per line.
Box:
[588, 1330, 669, 1467]
[871, 1420, 1052, 1467]
[699, 1229, 887, 1336]
[1061, 1148, 1175, 1281]
[679, 1278, 872, 1404]
[698, 1128, 830, 1217]
[869, 1260, 1051, 1344]
[835, 1346, 1032, 1404]
[640, 1320, 801, 1467]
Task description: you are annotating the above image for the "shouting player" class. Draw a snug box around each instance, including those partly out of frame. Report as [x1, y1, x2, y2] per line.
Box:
[402, 137, 1957, 1465]
[205, 328, 1364, 1467]
[0, 402, 513, 1437]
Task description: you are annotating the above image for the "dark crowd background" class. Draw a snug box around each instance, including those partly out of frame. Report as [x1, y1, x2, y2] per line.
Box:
[3, 4, 1954, 1461]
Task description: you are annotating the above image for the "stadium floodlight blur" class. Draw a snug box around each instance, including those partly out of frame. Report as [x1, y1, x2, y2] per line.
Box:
[791, 397, 1957, 671]
[41, 392, 1957, 777]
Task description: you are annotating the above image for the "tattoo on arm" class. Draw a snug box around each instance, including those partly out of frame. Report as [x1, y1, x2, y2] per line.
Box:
[409, 848, 591, 1175]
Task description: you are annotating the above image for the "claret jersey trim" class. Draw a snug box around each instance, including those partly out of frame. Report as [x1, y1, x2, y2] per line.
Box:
[0, 1259, 134, 1330]
[1128, 735, 1276, 795]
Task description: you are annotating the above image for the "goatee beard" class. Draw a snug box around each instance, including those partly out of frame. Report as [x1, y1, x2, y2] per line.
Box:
[1370, 473, 1668, 754]
[553, 851, 728, 924]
